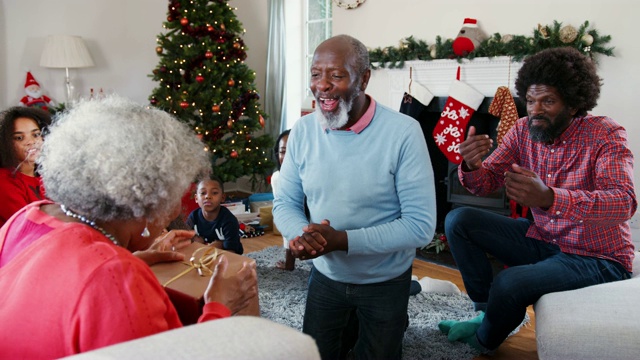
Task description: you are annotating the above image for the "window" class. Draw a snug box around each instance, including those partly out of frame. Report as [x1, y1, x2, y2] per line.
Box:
[305, 0, 332, 99]
[283, 0, 332, 129]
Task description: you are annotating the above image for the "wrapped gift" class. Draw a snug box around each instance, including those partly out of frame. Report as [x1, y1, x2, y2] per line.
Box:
[151, 242, 260, 325]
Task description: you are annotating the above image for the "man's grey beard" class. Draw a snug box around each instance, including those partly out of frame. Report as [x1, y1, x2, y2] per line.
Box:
[315, 89, 360, 129]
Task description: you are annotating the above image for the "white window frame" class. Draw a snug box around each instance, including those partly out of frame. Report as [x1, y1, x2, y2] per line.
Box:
[283, 0, 332, 129]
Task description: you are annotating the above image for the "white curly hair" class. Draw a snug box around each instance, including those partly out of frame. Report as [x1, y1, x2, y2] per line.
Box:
[38, 95, 210, 223]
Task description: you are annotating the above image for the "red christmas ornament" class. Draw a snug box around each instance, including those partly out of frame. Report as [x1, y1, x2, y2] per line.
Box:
[212, 104, 221, 112]
[230, 150, 238, 159]
[180, 18, 189, 26]
[233, 42, 241, 49]
[205, 50, 213, 59]
[167, 16, 174, 22]
[207, 25, 214, 32]
[259, 115, 265, 128]
[227, 79, 235, 87]
[180, 101, 189, 109]
[196, 75, 205, 83]
[150, 97, 158, 105]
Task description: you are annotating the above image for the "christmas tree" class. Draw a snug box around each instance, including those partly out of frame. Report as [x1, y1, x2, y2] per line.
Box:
[149, 0, 274, 186]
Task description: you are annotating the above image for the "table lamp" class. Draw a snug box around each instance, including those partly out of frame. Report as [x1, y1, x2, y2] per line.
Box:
[40, 35, 94, 104]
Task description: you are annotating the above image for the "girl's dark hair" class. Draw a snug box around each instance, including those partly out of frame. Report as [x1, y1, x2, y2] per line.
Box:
[0, 106, 52, 169]
[515, 47, 601, 117]
[274, 129, 291, 170]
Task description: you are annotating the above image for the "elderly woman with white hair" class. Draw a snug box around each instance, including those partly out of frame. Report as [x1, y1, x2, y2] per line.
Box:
[0, 96, 258, 358]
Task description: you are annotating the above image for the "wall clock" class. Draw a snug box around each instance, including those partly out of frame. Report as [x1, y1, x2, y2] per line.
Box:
[333, 0, 366, 10]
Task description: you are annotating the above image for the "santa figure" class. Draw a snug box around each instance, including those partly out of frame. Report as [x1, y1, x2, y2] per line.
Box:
[452, 18, 488, 56]
[19, 72, 55, 111]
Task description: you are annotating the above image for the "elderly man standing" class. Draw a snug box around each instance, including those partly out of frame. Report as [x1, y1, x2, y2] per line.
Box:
[439, 47, 636, 354]
[273, 34, 436, 359]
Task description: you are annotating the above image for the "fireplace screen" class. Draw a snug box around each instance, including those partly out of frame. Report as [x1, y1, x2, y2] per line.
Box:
[447, 163, 510, 215]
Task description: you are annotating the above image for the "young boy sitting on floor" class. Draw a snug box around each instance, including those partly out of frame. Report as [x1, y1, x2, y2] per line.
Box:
[186, 175, 243, 254]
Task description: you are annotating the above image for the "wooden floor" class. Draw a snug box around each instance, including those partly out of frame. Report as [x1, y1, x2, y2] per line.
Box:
[242, 233, 538, 360]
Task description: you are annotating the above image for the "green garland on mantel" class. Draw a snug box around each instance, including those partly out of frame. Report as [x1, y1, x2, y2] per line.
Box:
[369, 20, 613, 69]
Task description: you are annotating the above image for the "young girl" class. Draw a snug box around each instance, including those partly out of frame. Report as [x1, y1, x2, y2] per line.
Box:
[271, 130, 296, 270]
[0, 107, 51, 227]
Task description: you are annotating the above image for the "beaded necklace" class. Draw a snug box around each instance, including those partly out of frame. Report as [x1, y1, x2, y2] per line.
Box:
[59, 204, 120, 247]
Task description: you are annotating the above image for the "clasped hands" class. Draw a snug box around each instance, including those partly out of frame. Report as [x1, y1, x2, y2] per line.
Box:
[460, 126, 554, 209]
[288, 219, 348, 260]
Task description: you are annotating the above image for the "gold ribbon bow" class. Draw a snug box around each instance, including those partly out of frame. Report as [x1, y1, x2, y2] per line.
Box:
[162, 246, 219, 287]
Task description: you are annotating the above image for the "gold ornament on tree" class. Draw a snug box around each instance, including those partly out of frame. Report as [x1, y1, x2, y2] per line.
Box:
[559, 25, 578, 43]
[156, 46, 163, 54]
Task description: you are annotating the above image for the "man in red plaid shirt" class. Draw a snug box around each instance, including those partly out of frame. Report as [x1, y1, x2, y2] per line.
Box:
[439, 47, 637, 354]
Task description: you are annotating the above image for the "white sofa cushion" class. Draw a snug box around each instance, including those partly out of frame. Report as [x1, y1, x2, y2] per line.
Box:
[535, 255, 640, 360]
[64, 316, 320, 360]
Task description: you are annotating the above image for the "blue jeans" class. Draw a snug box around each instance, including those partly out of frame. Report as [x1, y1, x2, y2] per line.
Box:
[445, 207, 630, 350]
[303, 265, 412, 360]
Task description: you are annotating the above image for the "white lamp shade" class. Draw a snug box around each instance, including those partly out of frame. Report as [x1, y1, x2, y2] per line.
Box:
[40, 35, 94, 68]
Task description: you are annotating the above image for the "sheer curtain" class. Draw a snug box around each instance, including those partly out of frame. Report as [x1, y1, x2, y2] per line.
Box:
[264, 0, 287, 139]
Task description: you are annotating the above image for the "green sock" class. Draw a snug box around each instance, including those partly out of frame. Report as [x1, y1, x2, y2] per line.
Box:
[441, 312, 484, 342]
[437, 320, 458, 335]
[460, 333, 492, 354]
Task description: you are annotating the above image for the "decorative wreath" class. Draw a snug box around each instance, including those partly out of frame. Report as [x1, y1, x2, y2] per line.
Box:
[333, 0, 366, 10]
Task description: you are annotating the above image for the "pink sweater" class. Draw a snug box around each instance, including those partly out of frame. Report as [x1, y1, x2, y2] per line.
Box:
[0, 201, 230, 358]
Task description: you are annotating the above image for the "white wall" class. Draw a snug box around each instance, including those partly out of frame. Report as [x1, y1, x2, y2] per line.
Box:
[0, 0, 268, 107]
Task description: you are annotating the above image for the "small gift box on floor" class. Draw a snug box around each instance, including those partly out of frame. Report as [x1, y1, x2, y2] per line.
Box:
[151, 242, 260, 325]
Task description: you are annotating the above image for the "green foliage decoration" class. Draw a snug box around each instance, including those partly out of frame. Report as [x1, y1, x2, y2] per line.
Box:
[369, 21, 613, 69]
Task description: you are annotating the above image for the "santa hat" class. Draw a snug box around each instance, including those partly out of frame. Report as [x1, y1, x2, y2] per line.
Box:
[462, 18, 479, 28]
[25, 72, 40, 88]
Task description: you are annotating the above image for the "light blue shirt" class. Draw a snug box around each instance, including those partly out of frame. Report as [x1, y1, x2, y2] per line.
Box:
[273, 101, 436, 284]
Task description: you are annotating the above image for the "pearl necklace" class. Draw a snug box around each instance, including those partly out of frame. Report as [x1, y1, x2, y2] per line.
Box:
[60, 204, 120, 247]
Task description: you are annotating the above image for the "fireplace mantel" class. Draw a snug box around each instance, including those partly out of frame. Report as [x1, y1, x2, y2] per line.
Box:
[370, 56, 523, 109]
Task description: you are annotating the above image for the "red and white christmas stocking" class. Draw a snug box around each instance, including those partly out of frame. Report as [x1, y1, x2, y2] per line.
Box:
[432, 67, 484, 164]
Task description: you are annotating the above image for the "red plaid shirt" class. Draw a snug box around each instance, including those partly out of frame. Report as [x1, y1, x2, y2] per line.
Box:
[459, 115, 637, 272]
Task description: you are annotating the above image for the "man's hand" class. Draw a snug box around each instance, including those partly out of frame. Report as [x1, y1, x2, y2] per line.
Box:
[504, 164, 554, 208]
[289, 219, 347, 260]
[204, 256, 258, 315]
[458, 126, 493, 171]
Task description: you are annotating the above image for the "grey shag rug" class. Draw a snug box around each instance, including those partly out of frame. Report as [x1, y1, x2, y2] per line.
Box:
[246, 246, 528, 359]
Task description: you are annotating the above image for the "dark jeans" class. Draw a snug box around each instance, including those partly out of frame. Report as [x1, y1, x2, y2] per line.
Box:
[303, 265, 412, 360]
[445, 207, 630, 350]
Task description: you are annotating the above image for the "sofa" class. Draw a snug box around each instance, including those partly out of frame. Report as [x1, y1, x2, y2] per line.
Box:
[535, 254, 640, 359]
[65, 316, 320, 360]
